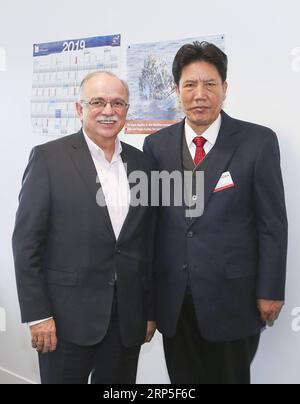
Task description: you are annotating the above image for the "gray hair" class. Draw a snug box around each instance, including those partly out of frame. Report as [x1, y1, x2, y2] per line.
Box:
[79, 70, 129, 100]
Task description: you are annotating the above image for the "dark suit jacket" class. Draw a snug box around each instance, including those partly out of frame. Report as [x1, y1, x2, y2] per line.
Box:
[13, 130, 155, 348]
[143, 111, 288, 342]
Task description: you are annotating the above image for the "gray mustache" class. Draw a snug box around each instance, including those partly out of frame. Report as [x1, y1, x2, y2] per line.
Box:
[96, 116, 119, 123]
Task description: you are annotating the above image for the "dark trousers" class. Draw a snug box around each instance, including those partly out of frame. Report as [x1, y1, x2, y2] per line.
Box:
[38, 291, 140, 384]
[163, 294, 260, 385]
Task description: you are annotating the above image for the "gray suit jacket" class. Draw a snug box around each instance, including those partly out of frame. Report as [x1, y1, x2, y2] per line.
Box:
[13, 130, 155, 347]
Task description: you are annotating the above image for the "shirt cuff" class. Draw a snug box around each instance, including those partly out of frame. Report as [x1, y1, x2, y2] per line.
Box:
[28, 317, 53, 327]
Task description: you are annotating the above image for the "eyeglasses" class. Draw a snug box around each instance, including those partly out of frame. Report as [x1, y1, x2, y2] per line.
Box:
[80, 98, 130, 112]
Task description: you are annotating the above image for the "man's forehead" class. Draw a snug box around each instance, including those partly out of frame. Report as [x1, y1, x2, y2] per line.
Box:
[83, 77, 127, 97]
[181, 74, 221, 85]
[181, 62, 221, 79]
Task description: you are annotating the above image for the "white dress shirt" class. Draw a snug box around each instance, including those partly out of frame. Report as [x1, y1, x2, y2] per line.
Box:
[83, 131, 130, 240]
[185, 114, 222, 160]
[29, 132, 130, 327]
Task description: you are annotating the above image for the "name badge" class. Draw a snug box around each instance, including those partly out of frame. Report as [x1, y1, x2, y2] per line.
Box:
[214, 171, 235, 193]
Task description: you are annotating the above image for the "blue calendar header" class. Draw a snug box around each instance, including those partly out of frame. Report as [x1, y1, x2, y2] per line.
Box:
[33, 34, 121, 57]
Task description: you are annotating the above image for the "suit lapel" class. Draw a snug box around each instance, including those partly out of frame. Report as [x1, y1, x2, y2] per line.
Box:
[116, 143, 140, 243]
[166, 120, 185, 171]
[188, 111, 239, 228]
[165, 120, 191, 222]
[203, 111, 239, 207]
[68, 130, 116, 241]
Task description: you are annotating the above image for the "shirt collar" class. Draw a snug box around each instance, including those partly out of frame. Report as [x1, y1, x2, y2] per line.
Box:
[185, 114, 222, 148]
[83, 130, 123, 163]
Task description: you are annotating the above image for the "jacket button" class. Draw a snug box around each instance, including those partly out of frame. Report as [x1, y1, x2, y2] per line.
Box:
[182, 264, 188, 271]
[109, 280, 115, 287]
[187, 232, 194, 238]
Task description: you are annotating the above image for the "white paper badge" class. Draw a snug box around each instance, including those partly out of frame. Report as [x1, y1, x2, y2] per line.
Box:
[214, 171, 235, 193]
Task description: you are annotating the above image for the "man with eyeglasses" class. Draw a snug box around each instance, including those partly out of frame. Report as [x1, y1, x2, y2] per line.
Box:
[13, 71, 156, 384]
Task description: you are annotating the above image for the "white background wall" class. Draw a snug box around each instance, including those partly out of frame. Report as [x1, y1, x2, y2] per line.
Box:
[0, 0, 300, 384]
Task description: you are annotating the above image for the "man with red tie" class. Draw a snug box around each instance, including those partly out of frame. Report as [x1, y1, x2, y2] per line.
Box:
[143, 42, 288, 384]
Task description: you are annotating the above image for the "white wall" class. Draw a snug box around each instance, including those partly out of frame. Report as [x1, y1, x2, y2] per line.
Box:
[1, 0, 300, 384]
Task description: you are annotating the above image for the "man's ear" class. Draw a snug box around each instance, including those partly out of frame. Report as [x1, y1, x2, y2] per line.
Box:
[75, 101, 83, 120]
[223, 81, 228, 101]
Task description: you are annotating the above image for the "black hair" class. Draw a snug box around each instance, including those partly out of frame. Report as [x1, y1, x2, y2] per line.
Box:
[172, 41, 228, 85]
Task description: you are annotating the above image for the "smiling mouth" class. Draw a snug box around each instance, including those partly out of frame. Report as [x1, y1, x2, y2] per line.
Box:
[96, 120, 118, 125]
[191, 106, 210, 112]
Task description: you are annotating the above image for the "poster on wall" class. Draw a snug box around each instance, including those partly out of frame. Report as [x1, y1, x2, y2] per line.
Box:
[31, 34, 121, 136]
[125, 34, 225, 135]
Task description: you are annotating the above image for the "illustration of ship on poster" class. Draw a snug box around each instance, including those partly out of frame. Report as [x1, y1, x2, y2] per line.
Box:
[126, 34, 225, 135]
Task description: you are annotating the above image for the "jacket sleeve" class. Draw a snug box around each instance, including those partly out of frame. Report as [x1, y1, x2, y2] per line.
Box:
[146, 203, 157, 321]
[143, 138, 158, 321]
[254, 131, 288, 301]
[143, 136, 157, 168]
[12, 147, 53, 322]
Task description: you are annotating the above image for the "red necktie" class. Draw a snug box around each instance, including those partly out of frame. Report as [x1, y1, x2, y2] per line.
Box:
[193, 136, 207, 166]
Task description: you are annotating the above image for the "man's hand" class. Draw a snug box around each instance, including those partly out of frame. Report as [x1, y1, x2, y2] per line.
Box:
[257, 299, 284, 324]
[145, 321, 156, 343]
[30, 319, 57, 354]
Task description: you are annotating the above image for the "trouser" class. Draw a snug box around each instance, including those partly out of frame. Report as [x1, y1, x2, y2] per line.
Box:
[163, 294, 260, 384]
[38, 291, 141, 384]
